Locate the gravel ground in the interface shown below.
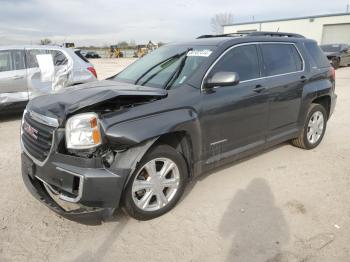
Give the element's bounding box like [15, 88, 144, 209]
[0, 59, 349, 262]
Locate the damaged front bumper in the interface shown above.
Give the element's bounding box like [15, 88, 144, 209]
[21, 150, 131, 218]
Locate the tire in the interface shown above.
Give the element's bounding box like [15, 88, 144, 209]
[122, 144, 188, 220]
[331, 57, 340, 69]
[291, 103, 328, 150]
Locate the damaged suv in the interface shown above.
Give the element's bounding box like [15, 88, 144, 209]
[21, 32, 337, 220]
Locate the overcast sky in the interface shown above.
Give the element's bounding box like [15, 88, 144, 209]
[0, 0, 349, 46]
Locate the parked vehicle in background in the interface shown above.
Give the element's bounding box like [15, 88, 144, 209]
[0, 45, 97, 113]
[320, 43, 350, 69]
[84, 51, 101, 59]
[21, 32, 337, 221]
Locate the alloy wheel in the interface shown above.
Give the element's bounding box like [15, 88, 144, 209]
[307, 111, 324, 144]
[132, 158, 180, 212]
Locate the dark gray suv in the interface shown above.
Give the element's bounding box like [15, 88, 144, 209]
[21, 32, 337, 220]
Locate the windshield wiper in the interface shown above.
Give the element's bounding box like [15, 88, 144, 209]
[163, 48, 192, 89]
[134, 50, 188, 85]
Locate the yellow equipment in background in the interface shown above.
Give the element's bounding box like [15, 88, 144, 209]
[134, 45, 149, 58]
[109, 45, 124, 58]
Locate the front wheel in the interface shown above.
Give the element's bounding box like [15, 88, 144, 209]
[122, 145, 188, 220]
[291, 103, 328, 149]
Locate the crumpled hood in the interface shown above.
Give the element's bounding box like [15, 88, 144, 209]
[27, 80, 167, 123]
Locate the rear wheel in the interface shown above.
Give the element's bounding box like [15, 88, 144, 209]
[123, 145, 188, 220]
[291, 103, 327, 149]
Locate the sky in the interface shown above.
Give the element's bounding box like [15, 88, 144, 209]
[0, 0, 349, 46]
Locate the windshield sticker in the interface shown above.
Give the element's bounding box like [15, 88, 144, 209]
[187, 50, 212, 57]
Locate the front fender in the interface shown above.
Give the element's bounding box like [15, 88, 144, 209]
[104, 108, 202, 161]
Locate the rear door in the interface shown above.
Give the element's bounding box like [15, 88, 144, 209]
[259, 43, 305, 141]
[0, 49, 28, 104]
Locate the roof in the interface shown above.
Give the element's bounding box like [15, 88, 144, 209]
[224, 12, 350, 27]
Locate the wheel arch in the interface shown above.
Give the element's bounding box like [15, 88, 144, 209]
[312, 95, 331, 119]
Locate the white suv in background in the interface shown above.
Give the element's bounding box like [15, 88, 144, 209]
[0, 45, 97, 113]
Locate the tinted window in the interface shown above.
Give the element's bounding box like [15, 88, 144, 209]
[304, 42, 330, 68]
[50, 50, 68, 66]
[261, 44, 302, 76]
[11, 50, 25, 70]
[211, 45, 260, 81]
[0, 51, 13, 72]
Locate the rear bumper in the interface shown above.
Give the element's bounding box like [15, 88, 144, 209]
[21, 151, 131, 217]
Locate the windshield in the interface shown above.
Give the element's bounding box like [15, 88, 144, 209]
[113, 45, 215, 89]
[320, 44, 341, 52]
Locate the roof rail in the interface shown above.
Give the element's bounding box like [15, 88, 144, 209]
[196, 33, 249, 39]
[197, 31, 305, 39]
[247, 31, 305, 38]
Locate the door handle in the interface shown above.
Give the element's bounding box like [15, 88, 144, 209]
[253, 85, 266, 93]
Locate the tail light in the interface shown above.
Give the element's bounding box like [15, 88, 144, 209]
[87, 67, 97, 78]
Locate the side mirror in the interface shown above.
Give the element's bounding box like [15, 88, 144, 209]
[204, 72, 240, 89]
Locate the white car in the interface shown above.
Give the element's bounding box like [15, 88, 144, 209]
[0, 45, 97, 113]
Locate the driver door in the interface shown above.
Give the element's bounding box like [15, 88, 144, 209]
[200, 44, 269, 164]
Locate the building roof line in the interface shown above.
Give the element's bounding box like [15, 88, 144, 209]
[223, 12, 350, 27]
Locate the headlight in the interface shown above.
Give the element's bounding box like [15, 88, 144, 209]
[66, 113, 102, 150]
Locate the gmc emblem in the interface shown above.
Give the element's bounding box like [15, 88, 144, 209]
[23, 121, 38, 140]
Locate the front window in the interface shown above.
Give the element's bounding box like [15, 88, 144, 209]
[113, 45, 215, 89]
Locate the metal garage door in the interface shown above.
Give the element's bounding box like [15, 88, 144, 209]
[321, 24, 350, 45]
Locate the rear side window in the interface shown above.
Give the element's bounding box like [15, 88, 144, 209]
[27, 49, 68, 68]
[49, 50, 68, 66]
[11, 50, 25, 70]
[0, 51, 13, 72]
[211, 44, 260, 81]
[304, 42, 330, 68]
[260, 44, 303, 76]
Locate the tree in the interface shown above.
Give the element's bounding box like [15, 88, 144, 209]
[211, 13, 233, 34]
[117, 41, 129, 49]
[40, 38, 52, 45]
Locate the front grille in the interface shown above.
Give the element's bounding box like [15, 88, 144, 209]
[22, 112, 56, 162]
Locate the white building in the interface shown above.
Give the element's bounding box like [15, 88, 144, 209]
[223, 13, 350, 44]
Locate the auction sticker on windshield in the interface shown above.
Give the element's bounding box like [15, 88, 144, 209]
[187, 50, 212, 57]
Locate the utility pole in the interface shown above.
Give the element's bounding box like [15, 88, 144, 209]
[347, 0, 350, 12]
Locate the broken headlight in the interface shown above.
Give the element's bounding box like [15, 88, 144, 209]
[66, 113, 102, 150]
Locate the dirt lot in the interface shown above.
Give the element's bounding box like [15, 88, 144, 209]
[1, 59, 350, 262]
